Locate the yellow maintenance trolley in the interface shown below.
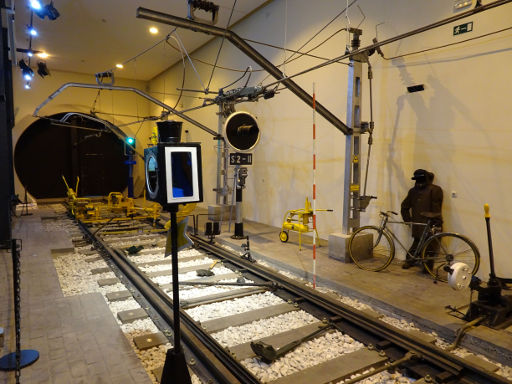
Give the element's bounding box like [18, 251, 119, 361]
[279, 197, 333, 250]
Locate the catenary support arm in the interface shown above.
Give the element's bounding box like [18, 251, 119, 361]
[33, 82, 218, 137]
[136, 7, 352, 136]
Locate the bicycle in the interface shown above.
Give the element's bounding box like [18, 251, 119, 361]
[347, 211, 480, 282]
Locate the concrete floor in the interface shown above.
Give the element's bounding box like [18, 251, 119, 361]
[213, 218, 512, 367]
[0, 207, 151, 384]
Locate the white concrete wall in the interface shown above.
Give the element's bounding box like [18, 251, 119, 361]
[128, 1, 512, 277]
[12, 69, 152, 198]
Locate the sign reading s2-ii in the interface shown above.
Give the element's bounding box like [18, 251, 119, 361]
[453, 21, 473, 36]
[230, 152, 253, 165]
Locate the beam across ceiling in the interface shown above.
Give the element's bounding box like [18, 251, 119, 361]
[136, 7, 352, 136]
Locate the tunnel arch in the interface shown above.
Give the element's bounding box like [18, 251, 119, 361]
[14, 112, 128, 199]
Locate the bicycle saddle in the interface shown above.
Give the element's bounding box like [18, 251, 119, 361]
[421, 211, 442, 219]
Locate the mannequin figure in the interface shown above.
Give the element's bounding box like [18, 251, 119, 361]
[400, 169, 443, 269]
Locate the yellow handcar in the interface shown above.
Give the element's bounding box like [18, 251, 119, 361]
[279, 197, 332, 250]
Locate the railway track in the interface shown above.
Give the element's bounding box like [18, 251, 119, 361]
[46, 207, 511, 384]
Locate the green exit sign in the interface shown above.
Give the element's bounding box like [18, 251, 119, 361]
[453, 21, 473, 36]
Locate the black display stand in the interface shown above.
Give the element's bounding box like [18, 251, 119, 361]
[0, 240, 39, 383]
[160, 206, 192, 384]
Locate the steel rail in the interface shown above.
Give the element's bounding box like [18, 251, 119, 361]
[191, 234, 510, 384]
[76, 214, 507, 384]
[136, 7, 352, 136]
[77, 221, 258, 384]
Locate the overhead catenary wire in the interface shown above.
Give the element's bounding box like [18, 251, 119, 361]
[382, 25, 512, 60]
[164, 33, 351, 74]
[206, 0, 238, 92]
[259, 0, 359, 84]
[262, 0, 512, 90]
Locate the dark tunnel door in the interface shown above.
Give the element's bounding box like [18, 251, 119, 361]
[14, 113, 128, 199]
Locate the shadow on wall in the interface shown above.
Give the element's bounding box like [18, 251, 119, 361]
[389, 57, 485, 232]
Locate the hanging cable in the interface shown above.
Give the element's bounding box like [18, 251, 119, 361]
[259, 0, 359, 84]
[166, 35, 187, 109]
[219, 66, 250, 91]
[165, 34, 350, 74]
[90, 89, 102, 113]
[206, 0, 237, 92]
[362, 60, 374, 197]
[282, 0, 288, 76]
[345, 0, 351, 52]
[171, 30, 207, 91]
[382, 25, 512, 60]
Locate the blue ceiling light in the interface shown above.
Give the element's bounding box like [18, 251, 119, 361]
[27, 25, 38, 36]
[33, 1, 60, 20]
[24, 82, 31, 90]
[19, 59, 34, 81]
[29, 0, 42, 10]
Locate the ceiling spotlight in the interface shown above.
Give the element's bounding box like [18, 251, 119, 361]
[37, 61, 50, 78]
[24, 81, 32, 90]
[19, 59, 34, 81]
[29, 0, 42, 10]
[149, 26, 159, 34]
[27, 25, 38, 36]
[37, 51, 48, 58]
[115, 63, 124, 69]
[27, 51, 34, 57]
[34, 1, 60, 20]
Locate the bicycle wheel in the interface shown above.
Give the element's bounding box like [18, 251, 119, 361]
[348, 226, 395, 272]
[421, 232, 480, 282]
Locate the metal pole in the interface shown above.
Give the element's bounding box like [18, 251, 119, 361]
[342, 59, 362, 234]
[33, 82, 218, 137]
[312, 84, 317, 289]
[160, 206, 192, 384]
[170, 209, 181, 351]
[216, 106, 223, 205]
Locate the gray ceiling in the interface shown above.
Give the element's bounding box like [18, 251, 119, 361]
[14, 0, 270, 81]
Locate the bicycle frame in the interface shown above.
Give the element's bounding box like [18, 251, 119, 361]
[377, 214, 434, 262]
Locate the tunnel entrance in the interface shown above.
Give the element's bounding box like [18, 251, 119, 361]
[14, 113, 128, 199]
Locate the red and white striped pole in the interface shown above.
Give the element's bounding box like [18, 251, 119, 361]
[312, 83, 317, 289]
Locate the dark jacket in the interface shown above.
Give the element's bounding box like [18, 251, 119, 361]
[400, 172, 443, 238]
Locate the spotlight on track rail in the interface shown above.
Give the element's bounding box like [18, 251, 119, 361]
[37, 61, 50, 78]
[19, 59, 34, 81]
[34, 1, 60, 20]
[24, 81, 31, 90]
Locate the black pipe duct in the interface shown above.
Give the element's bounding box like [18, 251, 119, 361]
[136, 7, 352, 136]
